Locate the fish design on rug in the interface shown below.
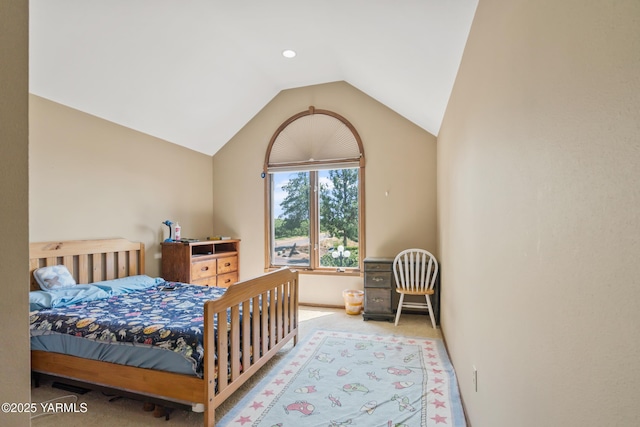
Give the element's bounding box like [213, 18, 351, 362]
[391, 394, 416, 412]
[392, 381, 414, 389]
[283, 400, 315, 416]
[360, 400, 378, 415]
[387, 366, 412, 376]
[295, 385, 317, 394]
[336, 367, 351, 376]
[342, 383, 369, 394]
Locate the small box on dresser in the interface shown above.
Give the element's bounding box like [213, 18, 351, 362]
[161, 239, 240, 288]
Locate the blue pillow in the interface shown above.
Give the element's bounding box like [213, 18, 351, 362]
[33, 265, 77, 290]
[29, 291, 52, 311]
[92, 275, 163, 296]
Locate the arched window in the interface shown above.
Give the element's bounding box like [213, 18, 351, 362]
[264, 106, 365, 272]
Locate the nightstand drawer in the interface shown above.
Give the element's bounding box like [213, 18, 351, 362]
[365, 288, 393, 314]
[364, 262, 392, 272]
[191, 258, 217, 280]
[217, 272, 238, 288]
[217, 256, 238, 274]
[365, 271, 392, 288]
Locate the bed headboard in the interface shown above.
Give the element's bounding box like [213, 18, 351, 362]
[29, 238, 145, 291]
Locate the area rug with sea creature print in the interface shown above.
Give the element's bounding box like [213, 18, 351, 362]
[218, 329, 466, 427]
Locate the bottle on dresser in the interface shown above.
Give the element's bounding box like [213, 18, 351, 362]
[174, 222, 181, 241]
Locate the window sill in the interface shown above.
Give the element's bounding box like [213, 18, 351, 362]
[266, 267, 361, 277]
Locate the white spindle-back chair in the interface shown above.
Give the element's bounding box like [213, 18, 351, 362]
[392, 248, 439, 328]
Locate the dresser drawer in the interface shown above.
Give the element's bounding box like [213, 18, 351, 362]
[217, 256, 238, 274]
[365, 271, 392, 288]
[191, 258, 217, 281]
[216, 272, 238, 288]
[192, 276, 217, 287]
[365, 288, 393, 314]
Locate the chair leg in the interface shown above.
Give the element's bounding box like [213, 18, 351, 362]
[395, 294, 405, 326]
[425, 295, 437, 329]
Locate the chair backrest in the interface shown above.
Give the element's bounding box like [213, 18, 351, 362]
[393, 249, 438, 293]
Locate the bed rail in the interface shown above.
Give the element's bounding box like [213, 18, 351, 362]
[203, 267, 298, 426]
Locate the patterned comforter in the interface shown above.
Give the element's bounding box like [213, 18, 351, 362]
[29, 282, 229, 377]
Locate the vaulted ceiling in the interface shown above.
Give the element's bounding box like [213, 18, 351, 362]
[29, 0, 478, 156]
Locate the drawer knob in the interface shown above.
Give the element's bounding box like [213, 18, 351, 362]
[224, 278, 231, 284]
[373, 298, 383, 303]
[224, 262, 231, 267]
[373, 277, 383, 282]
[201, 266, 209, 271]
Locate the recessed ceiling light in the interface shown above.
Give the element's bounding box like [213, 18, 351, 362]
[282, 49, 296, 58]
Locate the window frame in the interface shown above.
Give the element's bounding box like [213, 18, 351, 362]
[263, 107, 366, 274]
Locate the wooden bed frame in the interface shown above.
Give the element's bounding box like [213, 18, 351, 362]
[29, 238, 299, 426]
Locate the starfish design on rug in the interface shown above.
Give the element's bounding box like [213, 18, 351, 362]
[234, 415, 252, 425]
[433, 399, 447, 408]
[431, 414, 448, 424]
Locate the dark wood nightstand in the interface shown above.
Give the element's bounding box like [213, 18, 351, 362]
[363, 257, 395, 321]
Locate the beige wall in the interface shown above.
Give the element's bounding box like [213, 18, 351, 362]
[438, 1, 640, 426]
[29, 95, 215, 276]
[0, 0, 30, 425]
[212, 81, 437, 305]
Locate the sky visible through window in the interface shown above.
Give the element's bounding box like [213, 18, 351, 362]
[272, 170, 332, 219]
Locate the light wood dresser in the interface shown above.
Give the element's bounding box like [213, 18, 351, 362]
[161, 239, 240, 288]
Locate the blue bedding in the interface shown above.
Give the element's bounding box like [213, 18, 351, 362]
[30, 281, 228, 377]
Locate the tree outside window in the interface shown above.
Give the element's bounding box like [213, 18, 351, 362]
[271, 168, 359, 269]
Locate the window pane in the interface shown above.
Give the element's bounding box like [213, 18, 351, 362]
[318, 169, 359, 268]
[271, 171, 310, 267]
